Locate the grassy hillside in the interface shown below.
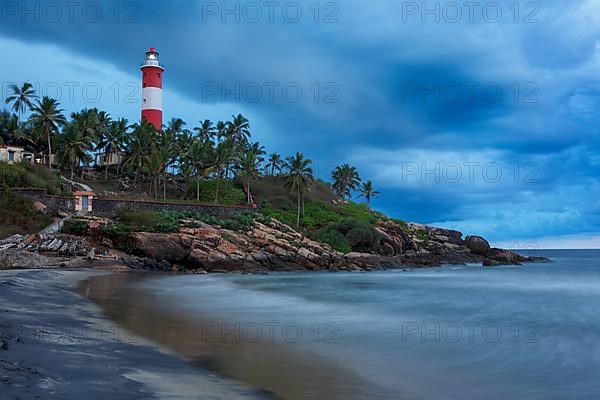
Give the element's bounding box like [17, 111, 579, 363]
[251, 176, 337, 210]
[0, 192, 54, 238]
[0, 161, 66, 195]
[0, 162, 407, 255]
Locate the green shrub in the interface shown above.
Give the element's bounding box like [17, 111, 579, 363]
[336, 202, 380, 224]
[196, 179, 246, 205]
[313, 228, 352, 253]
[313, 218, 381, 253]
[0, 161, 64, 195]
[61, 219, 88, 235]
[102, 223, 134, 237]
[114, 209, 180, 233]
[416, 230, 430, 247]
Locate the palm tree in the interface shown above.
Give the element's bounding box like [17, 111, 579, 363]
[186, 137, 215, 202]
[57, 124, 93, 180]
[97, 118, 128, 180]
[167, 117, 186, 136]
[358, 180, 380, 206]
[125, 121, 156, 186]
[194, 119, 216, 142]
[265, 153, 283, 176]
[213, 140, 234, 203]
[5, 82, 37, 126]
[0, 110, 19, 145]
[215, 120, 227, 142]
[284, 153, 314, 227]
[332, 164, 361, 200]
[227, 114, 251, 144]
[29, 97, 66, 167]
[237, 148, 262, 205]
[143, 146, 169, 199]
[157, 129, 179, 199]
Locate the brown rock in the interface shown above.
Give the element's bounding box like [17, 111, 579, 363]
[465, 236, 491, 256]
[33, 201, 47, 213]
[129, 232, 189, 263]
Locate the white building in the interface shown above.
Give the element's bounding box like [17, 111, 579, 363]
[0, 145, 33, 163]
[95, 152, 124, 167]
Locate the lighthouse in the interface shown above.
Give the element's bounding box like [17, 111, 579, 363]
[140, 48, 164, 130]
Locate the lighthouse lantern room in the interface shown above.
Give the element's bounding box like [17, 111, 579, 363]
[141, 48, 164, 130]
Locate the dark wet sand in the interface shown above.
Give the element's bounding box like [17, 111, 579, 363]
[79, 273, 393, 400]
[0, 270, 265, 399]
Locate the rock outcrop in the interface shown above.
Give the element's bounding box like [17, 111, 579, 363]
[121, 218, 549, 272]
[0, 214, 550, 272]
[465, 236, 491, 256]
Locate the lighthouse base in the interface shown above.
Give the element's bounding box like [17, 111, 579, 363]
[142, 109, 162, 130]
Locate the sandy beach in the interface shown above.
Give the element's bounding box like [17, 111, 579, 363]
[0, 269, 264, 399]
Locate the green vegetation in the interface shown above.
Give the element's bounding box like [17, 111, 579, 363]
[262, 201, 381, 230]
[0, 192, 53, 238]
[194, 180, 246, 205]
[314, 218, 382, 253]
[61, 218, 88, 236]
[101, 209, 271, 245]
[260, 200, 392, 253]
[0, 81, 405, 253]
[0, 161, 65, 195]
[415, 229, 430, 247]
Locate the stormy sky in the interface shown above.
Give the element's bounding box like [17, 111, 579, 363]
[1, 0, 599, 248]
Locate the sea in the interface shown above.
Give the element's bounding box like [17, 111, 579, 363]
[83, 250, 600, 399]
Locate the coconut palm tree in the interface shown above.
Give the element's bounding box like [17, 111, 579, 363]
[157, 129, 179, 199]
[167, 117, 186, 136]
[5, 82, 37, 126]
[29, 97, 66, 167]
[0, 110, 19, 145]
[215, 120, 227, 142]
[97, 118, 128, 180]
[96, 110, 112, 141]
[213, 140, 234, 203]
[358, 180, 380, 206]
[227, 114, 251, 145]
[57, 124, 93, 180]
[237, 148, 262, 205]
[265, 153, 283, 176]
[125, 121, 156, 186]
[186, 137, 215, 202]
[284, 152, 314, 227]
[332, 164, 361, 200]
[194, 119, 216, 142]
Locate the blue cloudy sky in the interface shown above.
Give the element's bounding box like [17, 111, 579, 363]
[1, 0, 600, 248]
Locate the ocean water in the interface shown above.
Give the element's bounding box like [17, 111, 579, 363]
[86, 250, 600, 399]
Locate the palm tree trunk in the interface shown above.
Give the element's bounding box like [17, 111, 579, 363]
[134, 161, 140, 186]
[215, 172, 221, 204]
[197, 178, 200, 202]
[46, 125, 52, 168]
[104, 158, 109, 181]
[296, 186, 301, 228]
[301, 193, 305, 217]
[163, 173, 166, 200]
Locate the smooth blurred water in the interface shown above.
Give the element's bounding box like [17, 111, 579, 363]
[133, 250, 600, 399]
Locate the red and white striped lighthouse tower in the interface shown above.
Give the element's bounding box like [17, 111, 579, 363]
[140, 48, 164, 130]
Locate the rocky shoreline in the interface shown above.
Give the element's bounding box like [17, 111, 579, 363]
[0, 216, 549, 272]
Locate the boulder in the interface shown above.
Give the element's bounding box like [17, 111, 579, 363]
[0, 250, 59, 269]
[488, 248, 523, 265]
[33, 201, 48, 213]
[129, 232, 189, 263]
[465, 236, 490, 256]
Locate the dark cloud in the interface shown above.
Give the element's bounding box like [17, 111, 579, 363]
[2, 0, 600, 242]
